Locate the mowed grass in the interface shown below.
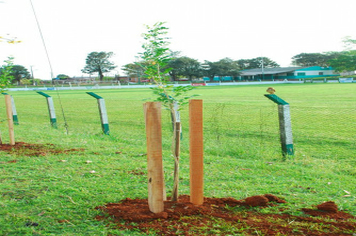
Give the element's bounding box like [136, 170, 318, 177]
[0, 83, 355, 235]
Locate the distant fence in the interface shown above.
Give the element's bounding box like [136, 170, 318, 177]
[8, 80, 304, 92]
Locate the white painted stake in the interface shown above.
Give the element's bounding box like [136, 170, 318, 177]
[278, 104, 294, 156]
[47, 97, 57, 128]
[10, 96, 19, 125]
[97, 98, 109, 134]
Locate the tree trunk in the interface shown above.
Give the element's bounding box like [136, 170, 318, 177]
[170, 104, 181, 202]
[98, 69, 104, 81]
[171, 120, 180, 201]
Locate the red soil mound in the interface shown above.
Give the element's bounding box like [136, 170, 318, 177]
[96, 195, 356, 235]
[317, 201, 338, 213]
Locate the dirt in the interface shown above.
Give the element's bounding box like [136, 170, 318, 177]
[0, 142, 84, 157]
[96, 194, 356, 235]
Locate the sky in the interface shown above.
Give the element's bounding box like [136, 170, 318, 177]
[1, 0, 356, 80]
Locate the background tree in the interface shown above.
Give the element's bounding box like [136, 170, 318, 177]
[291, 52, 341, 67]
[168, 56, 203, 81]
[56, 74, 70, 80]
[342, 36, 356, 50]
[328, 51, 356, 72]
[214, 57, 240, 77]
[81, 51, 117, 81]
[328, 37, 356, 72]
[203, 58, 240, 81]
[0, 57, 14, 92]
[6, 65, 30, 84]
[236, 59, 251, 70]
[202, 60, 221, 81]
[237, 57, 279, 70]
[122, 62, 146, 81]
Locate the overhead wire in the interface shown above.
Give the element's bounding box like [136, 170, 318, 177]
[29, 0, 69, 134]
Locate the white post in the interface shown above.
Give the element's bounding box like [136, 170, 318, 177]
[47, 97, 57, 128]
[10, 96, 19, 125]
[278, 104, 294, 156]
[97, 98, 109, 134]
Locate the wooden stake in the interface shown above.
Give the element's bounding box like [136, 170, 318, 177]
[189, 99, 204, 205]
[5, 95, 15, 145]
[144, 102, 164, 213]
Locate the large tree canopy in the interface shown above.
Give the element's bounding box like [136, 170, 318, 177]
[81, 51, 116, 81]
[291, 52, 341, 67]
[56, 74, 70, 80]
[168, 56, 202, 81]
[236, 57, 279, 70]
[11, 65, 31, 83]
[0, 64, 30, 84]
[328, 50, 356, 72]
[121, 62, 147, 82]
[203, 58, 240, 81]
[328, 37, 356, 72]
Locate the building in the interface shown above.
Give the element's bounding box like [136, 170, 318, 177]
[240, 66, 339, 81]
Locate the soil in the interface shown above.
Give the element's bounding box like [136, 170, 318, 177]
[0, 142, 84, 158]
[96, 195, 356, 235]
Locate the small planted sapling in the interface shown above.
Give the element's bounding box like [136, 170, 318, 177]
[139, 22, 197, 201]
[0, 57, 15, 144]
[0, 57, 14, 92]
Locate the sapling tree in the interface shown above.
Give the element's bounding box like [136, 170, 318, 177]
[0, 57, 15, 144]
[0, 57, 14, 92]
[139, 22, 196, 201]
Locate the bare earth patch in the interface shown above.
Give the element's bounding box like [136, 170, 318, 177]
[96, 195, 356, 235]
[0, 142, 84, 157]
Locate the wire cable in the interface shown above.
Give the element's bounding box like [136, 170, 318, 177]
[29, 0, 53, 79]
[29, 0, 69, 134]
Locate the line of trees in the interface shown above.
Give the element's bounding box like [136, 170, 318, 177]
[120, 37, 356, 82]
[2, 37, 356, 83]
[122, 55, 280, 82]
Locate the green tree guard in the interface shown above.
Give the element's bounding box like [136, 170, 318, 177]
[264, 94, 294, 157]
[37, 91, 57, 128]
[86, 92, 110, 135]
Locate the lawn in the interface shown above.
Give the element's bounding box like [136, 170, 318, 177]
[0, 83, 355, 235]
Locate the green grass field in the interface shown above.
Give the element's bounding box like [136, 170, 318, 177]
[0, 83, 355, 235]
